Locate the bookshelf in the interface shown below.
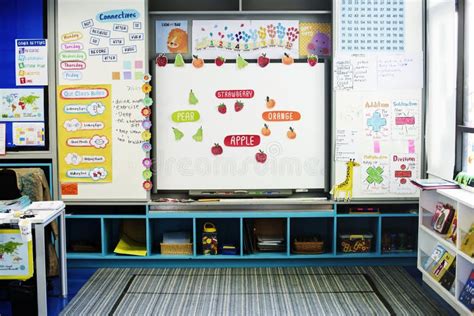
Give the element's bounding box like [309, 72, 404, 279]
[418, 189, 474, 315]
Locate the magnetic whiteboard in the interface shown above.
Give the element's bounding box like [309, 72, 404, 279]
[57, 0, 148, 201]
[154, 61, 326, 190]
[332, 0, 424, 199]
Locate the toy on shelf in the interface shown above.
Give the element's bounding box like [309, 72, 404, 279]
[202, 222, 218, 255]
[331, 159, 360, 201]
[339, 233, 373, 253]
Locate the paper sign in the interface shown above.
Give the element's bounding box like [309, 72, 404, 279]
[338, 0, 405, 53]
[335, 129, 357, 161]
[15, 39, 48, 86]
[0, 229, 34, 281]
[192, 20, 299, 59]
[333, 56, 377, 91]
[12, 122, 45, 146]
[0, 89, 44, 122]
[155, 20, 188, 54]
[57, 85, 113, 183]
[0, 124, 5, 155]
[377, 54, 424, 90]
[361, 155, 390, 194]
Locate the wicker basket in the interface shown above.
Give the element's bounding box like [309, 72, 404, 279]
[160, 243, 193, 255]
[293, 238, 324, 254]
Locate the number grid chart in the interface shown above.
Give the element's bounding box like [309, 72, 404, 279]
[339, 0, 405, 52]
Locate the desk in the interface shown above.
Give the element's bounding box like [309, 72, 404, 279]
[4, 207, 67, 316]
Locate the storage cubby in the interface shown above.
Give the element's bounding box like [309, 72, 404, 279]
[195, 218, 240, 256]
[149, 218, 194, 256]
[337, 203, 418, 215]
[290, 217, 333, 255]
[337, 217, 378, 254]
[381, 217, 417, 255]
[103, 218, 147, 256]
[243, 218, 287, 257]
[242, 0, 331, 11]
[66, 205, 147, 216]
[66, 218, 102, 255]
[149, 0, 239, 12]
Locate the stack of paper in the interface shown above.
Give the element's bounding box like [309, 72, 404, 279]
[28, 201, 65, 211]
[0, 196, 31, 212]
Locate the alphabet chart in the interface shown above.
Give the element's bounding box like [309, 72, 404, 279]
[338, 0, 405, 52]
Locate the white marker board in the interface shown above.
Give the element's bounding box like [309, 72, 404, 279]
[57, 0, 148, 201]
[332, 0, 424, 199]
[154, 61, 326, 190]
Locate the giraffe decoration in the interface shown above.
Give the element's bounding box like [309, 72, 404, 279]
[330, 159, 360, 201]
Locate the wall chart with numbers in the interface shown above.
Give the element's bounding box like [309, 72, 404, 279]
[57, 0, 148, 200]
[338, 0, 406, 53]
[333, 0, 424, 199]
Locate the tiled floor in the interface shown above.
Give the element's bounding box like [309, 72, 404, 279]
[0, 267, 459, 316]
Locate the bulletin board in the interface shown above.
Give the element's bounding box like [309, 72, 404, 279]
[154, 61, 327, 190]
[57, 0, 148, 200]
[0, 0, 48, 151]
[332, 0, 424, 199]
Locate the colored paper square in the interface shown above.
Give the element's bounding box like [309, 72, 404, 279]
[123, 71, 132, 80]
[135, 60, 143, 69]
[123, 61, 132, 69]
[112, 72, 120, 80]
[134, 71, 144, 80]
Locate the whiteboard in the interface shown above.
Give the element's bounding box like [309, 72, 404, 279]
[154, 61, 326, 190]
[425, 0, 457, 181]
[57, 0, 148, 201]
[332, 0, 424, 199]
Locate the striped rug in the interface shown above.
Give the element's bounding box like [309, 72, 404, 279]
[61, 267, 450, 316]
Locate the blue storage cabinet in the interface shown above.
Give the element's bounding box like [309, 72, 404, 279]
[64, 202, 418, 266]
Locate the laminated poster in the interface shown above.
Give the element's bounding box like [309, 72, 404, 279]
[57, 85, 113, 183]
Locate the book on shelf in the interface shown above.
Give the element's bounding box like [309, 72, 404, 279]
[430, 252, 455, 282]
[410, 178, 459, 190]
[459, 270, 474, 311]
[422, 244, 446, 271]
[439, 259, 456, 292]
[460, 224, 474, 257]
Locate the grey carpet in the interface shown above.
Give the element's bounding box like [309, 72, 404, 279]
[60, 267, 451, 316]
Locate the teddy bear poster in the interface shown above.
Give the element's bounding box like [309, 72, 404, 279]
[156, 20, 189, 54]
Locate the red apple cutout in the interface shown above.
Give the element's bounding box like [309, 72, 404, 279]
[258, 53, 270, 68]
[212, 143, 223, 156]
[256, 150, 267, 163]
[156, 54, 167, 67]
[215, 56, 225, 66]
